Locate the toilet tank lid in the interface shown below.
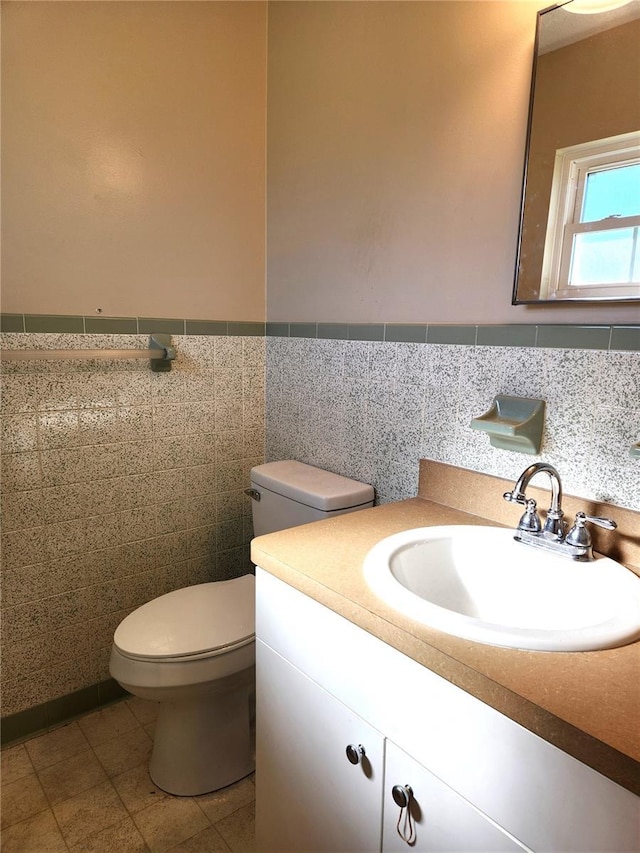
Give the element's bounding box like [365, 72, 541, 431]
[250, 461, 374, 511]
[113, 575, 255, 660]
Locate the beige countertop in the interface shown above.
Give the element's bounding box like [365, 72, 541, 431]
[251, 462, 640, 796]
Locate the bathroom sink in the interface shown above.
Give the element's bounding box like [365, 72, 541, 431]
[363, 525, 640, 651]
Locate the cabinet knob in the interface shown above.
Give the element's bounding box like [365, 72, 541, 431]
[392, 784, 416, 845]
[345, 744, 366, 765]
[392, 784, 413, 808]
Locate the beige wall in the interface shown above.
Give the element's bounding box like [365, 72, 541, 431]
[4, 1, 638, 325]
[1, 1, 267, 321]
[266, 0, 639, 324]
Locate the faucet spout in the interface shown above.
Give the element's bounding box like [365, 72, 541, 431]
[512, 462, 563, 516]
[504, 462, 565, 538]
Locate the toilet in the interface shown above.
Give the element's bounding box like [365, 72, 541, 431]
[109, 460, 374, 796]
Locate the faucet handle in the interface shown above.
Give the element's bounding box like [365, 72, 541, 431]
[517, 498, 542, 533]
[566, 511, 617, 547]
[582, 514, 617, 530]
[503, 491, 542, 532]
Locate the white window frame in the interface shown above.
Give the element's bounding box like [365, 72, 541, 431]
[540, 131, 640, 301]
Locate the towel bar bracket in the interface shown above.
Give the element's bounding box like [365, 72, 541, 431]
[149, 334, 176, 371]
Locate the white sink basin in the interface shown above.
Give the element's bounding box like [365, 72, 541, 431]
[363, 526, 640, 651]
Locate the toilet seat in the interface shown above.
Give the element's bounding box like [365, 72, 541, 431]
[114, 575, 255, 663]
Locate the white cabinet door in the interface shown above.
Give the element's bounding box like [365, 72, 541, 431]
[256, 639, 385, 853]
[382, 740, 530, 853]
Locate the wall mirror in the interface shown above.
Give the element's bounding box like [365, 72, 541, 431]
[513, 0, 640, 304]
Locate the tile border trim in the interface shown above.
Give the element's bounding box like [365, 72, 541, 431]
[267, 322, 639, 351]
[0, 314, 267, 337]
[1, 314, 638, 350]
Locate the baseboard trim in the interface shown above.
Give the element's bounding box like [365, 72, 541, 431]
[1, 678, 130, 746]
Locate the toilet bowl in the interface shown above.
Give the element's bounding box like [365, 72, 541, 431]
[109, 576, 255, 796]
[110, 460, 373, 796]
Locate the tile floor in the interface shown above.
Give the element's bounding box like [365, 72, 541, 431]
[1, 697, 255, 853]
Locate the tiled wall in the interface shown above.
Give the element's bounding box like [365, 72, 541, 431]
[0, 333, 265, 723]
[266, 336, 640, 511]
[2, 321, 639, 731]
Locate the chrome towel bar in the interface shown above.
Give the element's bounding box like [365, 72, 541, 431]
[0, 334, 176, 371]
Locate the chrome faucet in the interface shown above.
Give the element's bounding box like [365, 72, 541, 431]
[503, 463, 616, 560]
[503, 462, 565, 537]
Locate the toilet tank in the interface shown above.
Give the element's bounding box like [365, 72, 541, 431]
[248, 460, 374, 536]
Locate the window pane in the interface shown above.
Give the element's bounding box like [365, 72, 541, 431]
[582, 163, 640, 222]
[569, 228, 637, 286]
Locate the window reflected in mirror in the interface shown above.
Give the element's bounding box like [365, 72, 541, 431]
[540, 131, 640, 300]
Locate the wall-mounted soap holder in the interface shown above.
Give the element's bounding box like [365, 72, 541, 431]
[471, 395, 545, 455]
[630, 441, 640, 459]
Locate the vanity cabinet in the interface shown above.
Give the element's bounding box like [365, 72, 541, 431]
[256, 568, 639, 853]
[258, 638, 527, 853]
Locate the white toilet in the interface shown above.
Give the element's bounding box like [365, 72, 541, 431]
[109, 460, 374, 796]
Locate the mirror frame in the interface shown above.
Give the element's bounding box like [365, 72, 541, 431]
[512, 1, 640, 305]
